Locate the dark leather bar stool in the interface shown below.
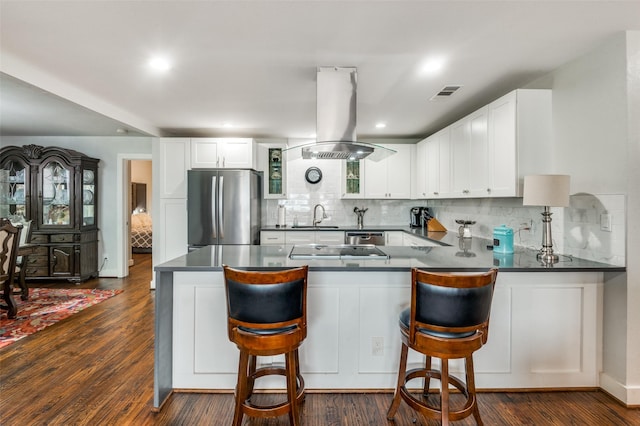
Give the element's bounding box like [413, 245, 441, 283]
[223, 265, 309, 426]
[387, 268, 498, 426]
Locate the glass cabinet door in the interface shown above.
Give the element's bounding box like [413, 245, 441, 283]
[82, 168, 96, 226]
[41, 160, 71, 226]
[266, 147, 286, 198]
[342, 160, 363, 198]
[0, 159, 28, 220]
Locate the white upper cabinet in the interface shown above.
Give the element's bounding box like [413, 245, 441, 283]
[413, 139, 428, 198]
[432, 88, 550, 199]
[414, 127, 451, 199]
[156, 138, 190, 198]
[364, 144, 412, 199]
[487, 89, 552, 197]
[451, 106, 489, 198]
[191, 138, 255, 169]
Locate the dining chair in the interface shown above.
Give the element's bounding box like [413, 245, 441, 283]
[0, 219, 23, 319]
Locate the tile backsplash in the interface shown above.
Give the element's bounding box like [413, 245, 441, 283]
[261, 156, 625, 266]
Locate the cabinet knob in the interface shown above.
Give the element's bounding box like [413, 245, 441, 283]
[487, 188, 491, 193]
[433, 192, 439, 195]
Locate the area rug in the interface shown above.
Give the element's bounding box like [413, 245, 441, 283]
[0, 288, 123, 349]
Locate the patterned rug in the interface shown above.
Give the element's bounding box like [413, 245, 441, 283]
[0, 287, 123, 349]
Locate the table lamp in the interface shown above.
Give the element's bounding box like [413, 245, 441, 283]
[522, 175, 570, 264]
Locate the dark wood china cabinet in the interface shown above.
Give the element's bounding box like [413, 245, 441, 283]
[0, 145, 99, 282]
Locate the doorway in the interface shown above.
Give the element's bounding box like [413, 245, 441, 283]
[117, 154, 152, 278]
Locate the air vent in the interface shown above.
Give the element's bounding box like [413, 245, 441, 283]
[430, 85, 463, 100]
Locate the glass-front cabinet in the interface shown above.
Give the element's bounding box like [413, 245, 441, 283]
[40, 158, 72, 227]
[0, 157, 28, 220]
[0, 144, 99, 282]
[259, 143, 287, 199]
[341, 159, 364, 198]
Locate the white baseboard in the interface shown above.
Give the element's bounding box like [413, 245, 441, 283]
[99, 267, 119, 278]
[600, 372, 640, 405]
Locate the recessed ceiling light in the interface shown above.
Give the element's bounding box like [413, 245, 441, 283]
[375, 122, 386, 129]
[148, 56, 171, 72]
[421, 58, 445, 75]
[222, 122, 233, 128]
[309, 132, 317, 138]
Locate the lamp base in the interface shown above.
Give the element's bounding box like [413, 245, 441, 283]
[537, 251, 559, 264]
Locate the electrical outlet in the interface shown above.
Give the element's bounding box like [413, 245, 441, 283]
[372, 336, 384, 356]
[600, 213, 612, 232]
[104, 254, 109, 261]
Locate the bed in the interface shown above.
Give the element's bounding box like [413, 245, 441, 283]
[131, 212, 152, 253]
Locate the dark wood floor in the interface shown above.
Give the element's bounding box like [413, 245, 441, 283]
[1, 253, 639, 425]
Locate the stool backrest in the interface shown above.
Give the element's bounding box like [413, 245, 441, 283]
[223, 265, 308, 333]
[410, 268, 498, 343]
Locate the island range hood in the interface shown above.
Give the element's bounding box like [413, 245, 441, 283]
[285, 67, 395, 161]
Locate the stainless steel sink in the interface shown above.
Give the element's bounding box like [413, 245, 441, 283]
[291, 225, 340, 229]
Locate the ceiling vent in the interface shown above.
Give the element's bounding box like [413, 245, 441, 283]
[430, 85, 463, 101]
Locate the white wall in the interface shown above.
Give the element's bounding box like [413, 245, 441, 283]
[1, 136, 153, 277]
[525, 31, 639, 404]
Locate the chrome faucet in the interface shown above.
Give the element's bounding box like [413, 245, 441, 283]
[354, 206, 368, 229]
[313, 204, 327, 226]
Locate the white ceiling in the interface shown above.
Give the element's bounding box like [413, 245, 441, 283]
[1, 1, 639, 139]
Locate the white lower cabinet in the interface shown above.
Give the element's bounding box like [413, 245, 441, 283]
[260, 230, 345, 245]
[403, 233, 441, 247]
[172, 271, 603, 390]
[260, 231, 285, 245]
[385, 231, 404, 246]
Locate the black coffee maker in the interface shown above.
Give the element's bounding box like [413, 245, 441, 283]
[410, 207, 432, 228]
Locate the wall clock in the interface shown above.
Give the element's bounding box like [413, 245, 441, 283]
[305, 167, 322, 184]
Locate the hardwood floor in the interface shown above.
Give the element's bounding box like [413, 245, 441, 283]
[1, 253, 638, 425]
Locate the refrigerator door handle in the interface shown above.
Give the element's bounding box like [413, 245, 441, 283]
[211, 176, 217, 238]
[219, 176, 224, 239]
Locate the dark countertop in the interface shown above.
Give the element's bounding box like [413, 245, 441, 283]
[156, 233, 624, 273]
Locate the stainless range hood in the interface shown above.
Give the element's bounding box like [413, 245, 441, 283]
[285, 67, 395, 161]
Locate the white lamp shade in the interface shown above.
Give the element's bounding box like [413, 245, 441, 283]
[522, 175, 570, 207]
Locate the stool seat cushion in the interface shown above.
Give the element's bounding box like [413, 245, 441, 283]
[399, 308, 475, 339]
[238, 325, 297, 335]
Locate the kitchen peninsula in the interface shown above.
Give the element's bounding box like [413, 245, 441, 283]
[153, 231, 624, 409]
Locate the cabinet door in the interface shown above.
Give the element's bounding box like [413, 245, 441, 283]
[220, 138, 254, 168]
[50, 245, 75, 277]
[157, 138, 189, 198]
[488, 91, 518, 197]
[426, 137, 440, 197]
[467, 107, 489, 197]
[156, 199, 188, 265]
[285, 231, 315, 245]
[191, 138, 220, 168]
[386, 145, 412, 199]
[386, 231, 404, 246]
[260, 231, 285, 245]
[259, 144, 286, 199]
[437, 129, 452, 197]
[450, 118, 469, 197]
[0, 156, 29, 220]
[342, 160, 364, 198]
[413, 139, 428, 199]
[363, 156, 388, 199]
[39, 157, 73, 228]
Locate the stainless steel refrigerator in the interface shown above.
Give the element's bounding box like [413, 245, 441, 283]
[187, 169, 262, 247]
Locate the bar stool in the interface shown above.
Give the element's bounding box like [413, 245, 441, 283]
[387, 268, 498, 425]
[223, 265, 309, 426]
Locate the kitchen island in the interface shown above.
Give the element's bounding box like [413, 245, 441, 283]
[153, 234, 624, 409]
